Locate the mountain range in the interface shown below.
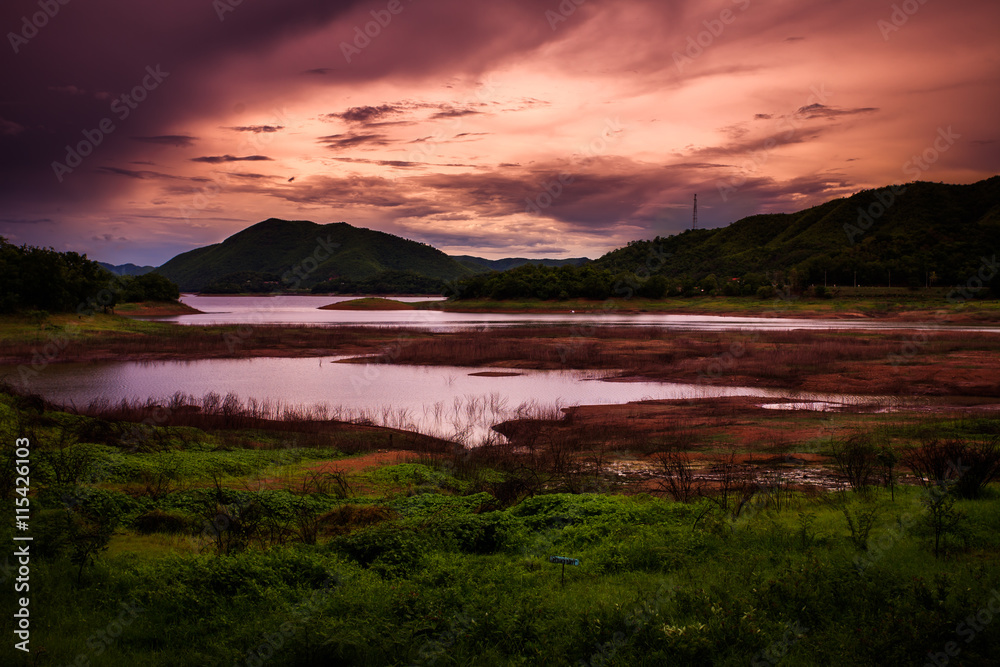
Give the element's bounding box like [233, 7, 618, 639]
[452, 256, 590, 272]
[150, 176, 999, 292]
[155, 218, 596, 291]
[156, 219, 475, 291]
[98, 262, 156, 276]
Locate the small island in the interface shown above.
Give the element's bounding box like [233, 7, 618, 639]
[319, 297, 417, 310]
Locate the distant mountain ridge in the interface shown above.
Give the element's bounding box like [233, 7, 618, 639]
[98, 262, 155, 276]
[452, 256, 591, 272]
[155, 219, 476, 291]
[152, 176, 999, 294]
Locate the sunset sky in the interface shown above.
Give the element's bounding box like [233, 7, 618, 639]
[1, 0, 997, 266]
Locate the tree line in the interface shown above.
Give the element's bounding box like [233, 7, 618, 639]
[450, 263, 786, 301]
[310, 270, 446, 295]
[0, 237, 179, 313]
[451, 240, 1000, 302]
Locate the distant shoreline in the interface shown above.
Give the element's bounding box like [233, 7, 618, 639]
[115, 300, 203, 317]
[171, 292, 1000, 322]
[414, 297, 1000, 322]
[186, 292, 445, 298]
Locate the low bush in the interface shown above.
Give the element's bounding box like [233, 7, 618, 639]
[332, 524, 428, 576]
[318, 504, 397, 536]
[134, 509, 193, 535]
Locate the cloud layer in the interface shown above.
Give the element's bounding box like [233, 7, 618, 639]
[1, 0, 997, 264]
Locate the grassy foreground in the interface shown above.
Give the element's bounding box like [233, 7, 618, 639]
[3, 389, 1000, 666]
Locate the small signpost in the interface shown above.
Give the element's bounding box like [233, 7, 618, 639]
[549, 556, 580, 585]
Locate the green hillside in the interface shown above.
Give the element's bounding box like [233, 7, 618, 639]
[155, 219, 474, 291]
[593, 177, 1000, 287]
[452, 177, 999, 301]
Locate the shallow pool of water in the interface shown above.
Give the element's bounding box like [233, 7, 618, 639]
[7, 357, 885, 444]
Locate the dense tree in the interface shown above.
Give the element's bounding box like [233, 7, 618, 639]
[310, 270, 446, 295]
[123, 272, 181, 302]
[0, 237, 180, 313]
[202, 271, 282, 294]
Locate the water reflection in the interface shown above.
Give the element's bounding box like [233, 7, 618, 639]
[8, 357, 889, 444]
[151, 294, 1000, 333]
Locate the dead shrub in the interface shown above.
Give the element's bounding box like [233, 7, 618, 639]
[654, 447, 701, 502]
[903, 438, 1000, 499]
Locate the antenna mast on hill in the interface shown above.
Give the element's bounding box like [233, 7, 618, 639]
[692, 194, 698, 230]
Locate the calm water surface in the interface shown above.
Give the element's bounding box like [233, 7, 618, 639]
[157, 295, 1000, 333]
[9, 357, 888, 443]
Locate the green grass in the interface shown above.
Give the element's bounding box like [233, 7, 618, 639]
[5, 390, 1000, 665]
[0, 311, 175, 342]
[13, 486, 1000, 666]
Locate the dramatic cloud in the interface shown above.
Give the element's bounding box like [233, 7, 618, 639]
[0, 0, 997, 265]
[226, 125, 285, 133]
[190, 155, 274, 163]
[430, 108, 483, 119]
[132, 135, 199, 147]
[318, 133, 390, 149]
[795, 104, 880, 120]
[329, 105, 401, 123]
[97, 166, 208, 182]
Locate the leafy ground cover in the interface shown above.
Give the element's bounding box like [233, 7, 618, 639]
[2, 388, 999, 666]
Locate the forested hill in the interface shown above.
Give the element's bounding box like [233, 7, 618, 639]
[155, 219, 475, 291]
[593, 177, 1000, 287]
[452, 177, 999, 300]
[156, 178, 998, 295]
